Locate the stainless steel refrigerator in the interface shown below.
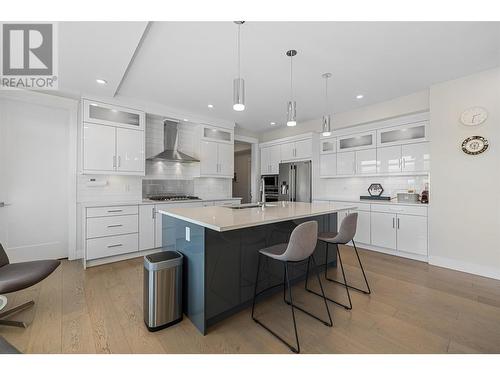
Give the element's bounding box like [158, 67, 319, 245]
[278, 161, 312, 202]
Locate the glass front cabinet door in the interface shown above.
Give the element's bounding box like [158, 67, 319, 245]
[376, 121, 427, 147]
[337, 131, 375, 152]
[83, 100, 145, 130]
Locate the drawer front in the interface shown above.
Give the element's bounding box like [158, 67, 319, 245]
[332, 201, 371, 212]
[87, 205, 139, 218]
[86, 233, 138, 260]
[371, 203, 427, 216]
[87, 215, 138, 239]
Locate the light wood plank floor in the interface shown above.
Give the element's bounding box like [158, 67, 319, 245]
[2, 247, 500, 353]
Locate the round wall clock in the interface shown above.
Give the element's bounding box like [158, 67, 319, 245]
[460, 107, 488, 126]
[461, 136, 489, 155]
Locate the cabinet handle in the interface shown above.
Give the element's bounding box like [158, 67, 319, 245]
[152, 207, 156, 219]
[112, 156, 116, 168]
[117, 156, 121, 168]
[392, 217, 395, 228]
[107, 243, 123, 248]
[107, 224, 123, 228]
[397, 218, 400, 229]
[107, 209, 123, 213]
[402, 158, 406, 170]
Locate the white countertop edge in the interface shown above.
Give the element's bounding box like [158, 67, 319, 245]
[314, 197, 429, 207]
[158, 205, 356, 232]
[78, 197, 242, 208]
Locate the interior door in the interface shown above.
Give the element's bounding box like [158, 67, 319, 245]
[0, 98, 71, 261]
[116, 127, 144, 173]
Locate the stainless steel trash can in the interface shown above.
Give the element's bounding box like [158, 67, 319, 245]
[144, 250, 183, 331]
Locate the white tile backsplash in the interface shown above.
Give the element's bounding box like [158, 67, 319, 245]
[315, 175, 429, 201]
[194, 178, 232, 199]
[77, 174, 142, 203]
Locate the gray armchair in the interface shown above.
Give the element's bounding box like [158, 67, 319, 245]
[0, 243, 60, 328]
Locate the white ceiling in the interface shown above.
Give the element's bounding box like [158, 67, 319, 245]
[58, 22, 500, 133]
[58, 22, 148, 97]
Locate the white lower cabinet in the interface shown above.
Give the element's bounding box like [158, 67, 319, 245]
[396, 214, 428, 255]
[370, 212, 397, 249]
[330, 200, 428, 259]
[87, 233, 138, 260]
[139, 205, 155, 251]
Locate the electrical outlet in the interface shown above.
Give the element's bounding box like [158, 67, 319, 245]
[185, 227, 191, 242]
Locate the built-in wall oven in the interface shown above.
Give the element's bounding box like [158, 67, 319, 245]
[260, 175, 279, 202]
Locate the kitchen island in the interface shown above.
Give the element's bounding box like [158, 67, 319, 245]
[159, 201, 356, 334]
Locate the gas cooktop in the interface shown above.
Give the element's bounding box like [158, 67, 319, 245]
[146, 195, 201, 202]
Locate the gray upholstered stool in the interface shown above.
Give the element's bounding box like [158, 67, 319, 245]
[0, 243, 60, 328]
[305, 212, 371, 310]
[251, 221, 332, 353]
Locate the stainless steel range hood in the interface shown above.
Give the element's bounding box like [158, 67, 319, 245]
[147, 119, 199, 163]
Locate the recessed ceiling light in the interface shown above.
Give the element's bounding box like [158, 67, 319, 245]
[207, 104, 214, 108]
[356, 94, 364, 99]
[270, 122, 276, 126]
[183, 119, 189, 122]
[96, 79, 107, 85]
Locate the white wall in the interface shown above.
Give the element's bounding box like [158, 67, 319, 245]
[260, 90, 429, 142]
[428, 67, 500, 279]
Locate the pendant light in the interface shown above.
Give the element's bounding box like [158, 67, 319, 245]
[321, 73, 332, 136]
[286, 49, 297, 126]
[233, 21, 245, 111]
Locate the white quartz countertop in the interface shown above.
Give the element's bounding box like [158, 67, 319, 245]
[315, 197, 429, 207]
[79, 197, 241, 208]
[159, 201, 356, 232]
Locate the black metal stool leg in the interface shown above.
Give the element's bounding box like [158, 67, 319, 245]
[251, 254, 262, 319]
[352, 240, 371, 294]
[311, 255, 333, 327]
[285, 262, 300, 353]
[333, 244, 353, 310]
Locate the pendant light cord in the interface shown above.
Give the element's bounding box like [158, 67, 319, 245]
[290, 54, 293, 100]
[325, 76, 328, 113]
[237, 24, 241, 79]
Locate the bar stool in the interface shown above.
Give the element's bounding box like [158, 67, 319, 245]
[251, 221, 332, 353]
[305, 212, 371, 310]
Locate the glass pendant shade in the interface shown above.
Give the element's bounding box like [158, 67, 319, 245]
[322, 114, 332, 136]
[287, 100, 297, 126]
[233, 78, 245, 111]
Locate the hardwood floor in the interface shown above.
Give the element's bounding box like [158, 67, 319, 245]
[2, 247, 500, 353]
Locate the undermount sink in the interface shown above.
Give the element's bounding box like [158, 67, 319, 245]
[227, 203, 277, 209]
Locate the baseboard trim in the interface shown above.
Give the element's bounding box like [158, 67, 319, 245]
[351, 243, 428, 262]
[428, 256, 500, 281]
[84, 248, 159, 269]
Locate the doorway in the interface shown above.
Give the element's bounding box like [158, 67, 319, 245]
[233, 141, 252, 203]
[0, 93, 77, 262]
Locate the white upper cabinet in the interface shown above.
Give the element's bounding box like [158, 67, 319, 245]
[218, 142, 234, 177]
[81, 100, 145, 176]
[376, 121, 427, 147]
[337, 131, 376, 152]
[199, 125, 235, 178]
[201, 124, 233, 144]
[83, 100, 145, 130]
[116, 128, 145, 173]
[83, 123, 116, 172]
[377, 145, 402, 174]
[200, 140, 219, 176]
[200, 140, 234, 178]
[260, 144, 281, 175]
[280, 142, 295, 161]
[320, 153, 337, 177]
[337, 151, 356, 176]
[294, 139, 312, 159]
[280, 138, 312, 161]
[401, 142, 430, 172]
[320, 137, 336, 154]
[356, 149, 377, 174]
